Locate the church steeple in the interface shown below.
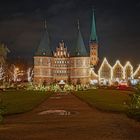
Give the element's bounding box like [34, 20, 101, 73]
[89, 10, 99, 66]
[35, 20, 52, 56]
[44, 19, 47, 30]
[74, 20, 88, 57]
[90, 9, 98, 43]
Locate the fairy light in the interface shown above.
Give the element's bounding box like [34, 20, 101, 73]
[98, 57, 113, 82]
[98, 58, 136, 84]
[133, 64, 140, 79]
[89, 68, 98, 78]
[112, 60, 124, 80]
[123, 61, 133, 79]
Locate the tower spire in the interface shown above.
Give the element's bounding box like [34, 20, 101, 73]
[44, 19, 47, 30]
[77, 19, 80, 30]
[90, 9, 98, 43]
[89, 9, 99, 66]
[73, 20, 88, 57]
[36, 20, 52, 56]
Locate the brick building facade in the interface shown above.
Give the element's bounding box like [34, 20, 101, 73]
[33, 11, 98, 85]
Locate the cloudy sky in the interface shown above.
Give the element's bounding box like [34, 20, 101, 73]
[0, 0, 140, 65]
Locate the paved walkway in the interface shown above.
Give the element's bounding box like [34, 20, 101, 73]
[0, 93, 140, 140]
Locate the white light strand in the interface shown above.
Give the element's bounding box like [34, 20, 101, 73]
[89, 68, 98, 78]
[112, 60, 124, 79]
[123, 61, 133, 79]
[98, 57, 113, 82]
[98, 58, 135, 84]
[133, 64, 140, 78]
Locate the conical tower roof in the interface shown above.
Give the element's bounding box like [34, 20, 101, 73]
[73, 21, 88, 57]
[35, 22, 52, 56]
[90, 9, 98, 43]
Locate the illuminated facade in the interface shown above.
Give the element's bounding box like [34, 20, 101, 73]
[112, 60, 124, 82]
[53, 41, 70, 82]
[34, 11, 97, 85]
[98, 58, 112, 85]
[98, 58, 140, 85]
[124, 62, 133, 80]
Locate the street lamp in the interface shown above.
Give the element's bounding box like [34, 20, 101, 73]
[58, 80, 65, 90]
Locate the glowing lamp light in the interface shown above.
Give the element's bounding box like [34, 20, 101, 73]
[90, 79, 98, 85]
[130, 79, 138, 86]
[15, 67, 19, 71]
[58, 80, 65, 90]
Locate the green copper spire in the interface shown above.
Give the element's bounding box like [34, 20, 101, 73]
[74, 20, 88, 57]
[90, 9, 98, 43]
[35, 21, 52, 56]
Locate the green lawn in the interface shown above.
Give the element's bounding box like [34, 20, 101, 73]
[74, 89, 133, 112]
[0, 90, 52, 115]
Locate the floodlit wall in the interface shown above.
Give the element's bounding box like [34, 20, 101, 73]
[33, 55, 140, 85]
[33, 56, 53, 84]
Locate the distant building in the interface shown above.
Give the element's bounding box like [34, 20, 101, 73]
[98, 58, 140, 85]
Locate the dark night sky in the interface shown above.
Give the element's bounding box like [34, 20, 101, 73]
[0, 0, 140, 66]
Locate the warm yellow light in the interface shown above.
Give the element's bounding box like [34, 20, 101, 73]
[124, 61, 133, 79]
[133, 64, 140, 78]
[112, 60, 124, 79]
[98, 57, 112, 83]
[15, 67, 19, 71]
[89, 68, 98, 77]
[98, 58, 135, 84]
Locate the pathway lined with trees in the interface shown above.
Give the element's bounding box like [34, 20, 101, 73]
[0, 93, 140, 140]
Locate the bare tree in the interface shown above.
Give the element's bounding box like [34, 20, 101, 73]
[0, 43, 10, 65]
[0, 65, 4, 81]
[27, 67, 33, 83]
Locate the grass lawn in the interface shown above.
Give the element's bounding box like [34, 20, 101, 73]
[74, 89, 133, 112]
[0, 90, 52, 115]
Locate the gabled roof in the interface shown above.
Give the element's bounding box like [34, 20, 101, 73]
[90, 10, 98, 43]
[73, 22, 88, 57]
[35, 27, 52, 57]
[133, 64, 140, 78]
[98, 57, 112, 72]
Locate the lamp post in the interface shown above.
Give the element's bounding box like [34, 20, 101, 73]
[58, 80, 65, 91]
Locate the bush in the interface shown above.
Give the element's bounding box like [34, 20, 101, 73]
[0, 100, 5, 124]
[26, 83, 62, 92]
[26, 83, 89, 92]
[127, 83, 140, 121]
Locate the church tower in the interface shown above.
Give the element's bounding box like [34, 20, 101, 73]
[89, 10, 99, 67]
[33, 21, 53, 84]
[70, 21, 90, 84]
